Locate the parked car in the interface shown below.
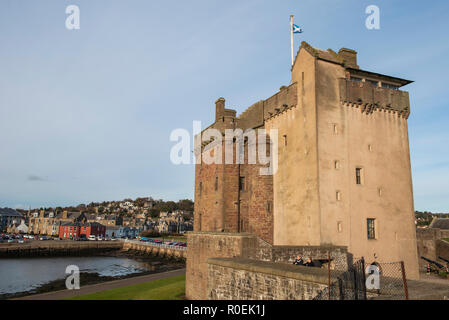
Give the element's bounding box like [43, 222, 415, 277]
[7, 238, 14, 243]
[18, 238, 24, 244]
[88, 235, 96, 241]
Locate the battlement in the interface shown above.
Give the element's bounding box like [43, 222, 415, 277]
[339, 78, 410, 118]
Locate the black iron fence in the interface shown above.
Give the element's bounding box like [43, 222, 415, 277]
[313, 254, 409, 300]
[313, 257, 367, 300]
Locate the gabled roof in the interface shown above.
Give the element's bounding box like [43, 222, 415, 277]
[292, 41, 344, 70]
[430, 218, 449, 230]
[0, 208, 23, 218]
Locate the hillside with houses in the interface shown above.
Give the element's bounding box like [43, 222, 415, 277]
[1, 198, 193, 239]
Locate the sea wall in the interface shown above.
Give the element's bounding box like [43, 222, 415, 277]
[0, 240, 186, 260]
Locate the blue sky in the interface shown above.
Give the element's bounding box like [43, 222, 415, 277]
[0, 0, 448, 212]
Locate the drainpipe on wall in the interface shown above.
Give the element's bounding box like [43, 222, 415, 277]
[237, 163, 241, 233]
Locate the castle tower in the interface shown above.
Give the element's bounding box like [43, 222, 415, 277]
[265, 42, 418, 279]
[194, 41, 419, 279]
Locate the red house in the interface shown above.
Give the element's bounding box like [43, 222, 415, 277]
[59, 222, 106, 239]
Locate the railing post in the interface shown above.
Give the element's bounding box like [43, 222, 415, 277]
[338, 278, 344, 300]
[352, 267, 358, 300]
[361, 257, 367, 300]
[400, 261, 409, 300]
[328, 251, 331, 300]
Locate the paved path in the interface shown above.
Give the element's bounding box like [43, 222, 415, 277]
[13, 268, 186, 300]
[406, 273, 449, 300]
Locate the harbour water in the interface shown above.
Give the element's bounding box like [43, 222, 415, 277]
[0, 256, 158, 295]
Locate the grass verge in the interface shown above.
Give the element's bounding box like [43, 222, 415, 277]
[68, 274, 185, 300]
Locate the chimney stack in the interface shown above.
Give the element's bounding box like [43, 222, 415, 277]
[338, 48, 359, 69]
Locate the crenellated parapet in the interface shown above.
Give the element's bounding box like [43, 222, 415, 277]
[339, 78, 410, 118]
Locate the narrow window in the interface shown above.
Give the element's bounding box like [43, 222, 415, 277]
[283, 134, 287, 146]
[239, 176, 245, 191]
[302, 72, 304, 91]
[368, 144, 373, 152]
[337, 221, 342, 233]
[214, 177, 218, 191]
[199, 182, 202, 196]
[356, 168, 363, 185]
[334, 160, 340, 170]
[336, 191, 341, 201]
[378, 187, 382, 197]
[266, 201, 272, 214]
[367, 218, 376, 240]
[333, 124, 338, 134]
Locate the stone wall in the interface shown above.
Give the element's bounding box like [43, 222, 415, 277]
[186, 232, 253, 300]
[437, 240, 449, 264]
[207, 258, 335, 300]
[194, 137, 274, 243]
[416, 228, 449, 269]
[186, 232, 349, 300]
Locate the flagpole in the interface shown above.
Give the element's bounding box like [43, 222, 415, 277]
[290, 15, 294, 67]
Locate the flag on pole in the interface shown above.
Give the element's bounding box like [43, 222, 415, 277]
[292, 24, 303, 34]
[290, 15, 303, 66]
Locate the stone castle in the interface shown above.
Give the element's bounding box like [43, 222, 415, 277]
[187, 41, 419, 299]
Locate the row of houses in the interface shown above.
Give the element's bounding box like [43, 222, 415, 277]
[1, 208, 192, 238]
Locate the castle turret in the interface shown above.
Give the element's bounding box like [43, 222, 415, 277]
[215, 97, 225, 122]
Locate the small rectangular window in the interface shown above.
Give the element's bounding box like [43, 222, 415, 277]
[367, 218, 376, 239]
[214, 177, 218, 191]
[283, 135, 287, 146]
[334, 160, 340, 170]
[350, 76, 362, 82]
[356, 168, 363, 185]
[336, 191, 341, 201]
[239, 177, 245, 191]
[381, 82, 399, 90]
[266, 201, 272, 214]
[337, 221, 342, 233]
